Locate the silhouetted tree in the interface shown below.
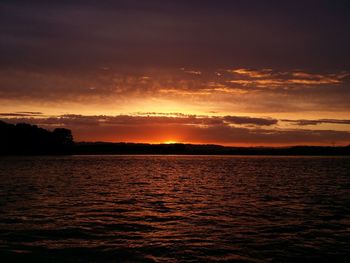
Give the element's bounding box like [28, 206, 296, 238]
[52, 128, 74, 152]
[0, 121, 74, 155]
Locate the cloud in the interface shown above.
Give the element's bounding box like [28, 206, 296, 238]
[1, 2, 350, 145]
[283, 119, 350, 126]
[2, 114, 276, 127]
[0, 112, 43, 117]
[223, 116, 278, 126]
[1, 114, 349, 146]
[16, 111, 43, 115]
[1, 67, 349, 116]
[181, 68, 202, 75]
[227, 68, 348, 88]
[227, 69, 273, 78]
[2, 1, 350, 72]
[1, 68, 348, 97]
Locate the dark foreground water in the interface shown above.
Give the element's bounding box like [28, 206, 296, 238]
[0, 156, 350, 262]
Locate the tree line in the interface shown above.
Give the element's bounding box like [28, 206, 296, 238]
[1, 120, 349, 155]
[0, 121, 73, 155]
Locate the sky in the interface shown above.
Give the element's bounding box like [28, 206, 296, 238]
[1, 0, 350, 146]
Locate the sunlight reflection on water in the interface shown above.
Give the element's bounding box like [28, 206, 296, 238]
[0, 155, 350, 262]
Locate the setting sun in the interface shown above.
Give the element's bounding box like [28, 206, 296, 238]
[163, 140, 179, 144]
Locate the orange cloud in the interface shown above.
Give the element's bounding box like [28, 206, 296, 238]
[1, 114, 350, 146]
[227, 68, 347, 88]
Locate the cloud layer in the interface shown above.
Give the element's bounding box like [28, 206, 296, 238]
[0, 68, 349, 115]
[283, 119, 350, 126]
[1, 114, 349, 146]
[2, 1, 350, 70]
[1, 1, 350, 145]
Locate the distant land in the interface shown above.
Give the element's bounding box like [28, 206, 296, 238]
[75, 142, 350, 156]
[1, 121, 349, 156]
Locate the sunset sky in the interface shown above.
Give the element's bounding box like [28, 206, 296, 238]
[1, 0, 350, 146]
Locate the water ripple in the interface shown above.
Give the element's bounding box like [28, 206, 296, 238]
[1, 155, 350, 262]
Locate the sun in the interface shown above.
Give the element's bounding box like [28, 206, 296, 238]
[163, 140, 178, 144]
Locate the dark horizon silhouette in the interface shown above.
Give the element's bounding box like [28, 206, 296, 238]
[0, 120, 73, 155]
[1, 120, 349, 156]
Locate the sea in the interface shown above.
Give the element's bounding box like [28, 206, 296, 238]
[0, 155, 350, 262]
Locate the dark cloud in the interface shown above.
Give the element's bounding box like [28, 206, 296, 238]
[1, 1, 350, 146]
[224, 116, 278, 126]
[17, 111, 43, 115]
[0, 114, 278, 127]
[1, 114, 349, 145]
[1, 0, 350, 71]
[283, 119, 350, 126]
[0, 112, 43, 117]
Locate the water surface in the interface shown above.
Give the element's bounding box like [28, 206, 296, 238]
[1, 155, 350, 262]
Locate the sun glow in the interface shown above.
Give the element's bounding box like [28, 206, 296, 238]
[163, 140, 179, 144]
